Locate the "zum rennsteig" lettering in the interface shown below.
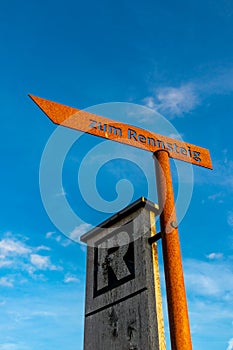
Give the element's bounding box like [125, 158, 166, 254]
[89, 120, 201, 162]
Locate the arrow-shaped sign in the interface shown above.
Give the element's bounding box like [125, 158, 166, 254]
[29, 95, 212, 169]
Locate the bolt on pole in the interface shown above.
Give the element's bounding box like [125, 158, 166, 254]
[153, 150, 192, 350]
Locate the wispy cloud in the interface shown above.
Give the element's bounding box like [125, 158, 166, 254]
[0, 260, 12, 268]
[0, 283, 85, 349]
[184, 258, 233, 299]
[227, 338, 233, 350]
[35, 245, 51, 252]
[208, 192, 224, 203]
[160, 255, 233, 347]
[64, 273, 80, 284]
[184, 257, 233, 347]
[45, 231, 56, 239]
[0, 277, 14, 288]
[0, 233, 63, 286]
[144, 84, 199, 117]
[168, 132, 184, 140]
[206, 252, 223, 260]
[69, 223, 92, 241]
[0, 238, 31, 258]
[144, 67, 233, 117]
[45, 231, 71, 247]
[30, 254, 61, 271]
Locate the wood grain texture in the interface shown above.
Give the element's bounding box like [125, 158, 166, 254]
[82, 204, 165, 349]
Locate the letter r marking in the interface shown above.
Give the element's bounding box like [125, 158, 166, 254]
[96, 231, 131, 291]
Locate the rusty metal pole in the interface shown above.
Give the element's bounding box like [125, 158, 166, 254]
[153, 150, 192, 350]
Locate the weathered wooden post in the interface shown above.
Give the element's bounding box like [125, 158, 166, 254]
[80, 197, 166, 350]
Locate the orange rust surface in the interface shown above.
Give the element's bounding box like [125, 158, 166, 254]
[29, 94, 212, 169]
[154, 150, 192, 350]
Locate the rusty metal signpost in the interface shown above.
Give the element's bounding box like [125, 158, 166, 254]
[30, 94, 212, 350]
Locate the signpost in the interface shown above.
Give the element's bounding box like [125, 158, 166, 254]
[30, 94, 212, 350]
[29, 95, 212, 169]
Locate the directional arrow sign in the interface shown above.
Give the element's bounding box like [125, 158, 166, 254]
[29, 95, 212, 169]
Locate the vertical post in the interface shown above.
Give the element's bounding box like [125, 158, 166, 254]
[81, 198, 165, 350]
[153, 150, 192, 350]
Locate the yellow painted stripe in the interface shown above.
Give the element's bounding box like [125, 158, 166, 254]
[150, 211, 166, 350]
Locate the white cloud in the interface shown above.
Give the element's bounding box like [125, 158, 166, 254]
[69, 223, 92, 241]
[206, 253, 223, 260]
[144, 84, 199, 117]
[45, 231, 70, 247]
[0, 260, 12, 268]
[143, 67, 233, 119]
[45, 231, 55, 239]
[0, 277, 13, 288]
[227, 338, 233, 350]
[143, 96, 156, 109]
[0, 234, 57, 274]
[55, 235, 62, 243]
[0, 238, 31, 257]
[168, 132, 184, 140]
[227, 211, 233, 228]
[184, 258, 233, 299]
[0, 232, 64, 279]
[35, 245, 51, 252]
[162, 257, 233, 347]
[30, 254, 61, 271]
[157, 84, 198, 115]
[0, 283, 85, 349]
[30, 254, 50, 270]
[0, 232, 80, 288]
[64, 273, 80, 284]
[159, 256, 233, 347]
[208, 192, 224, 202]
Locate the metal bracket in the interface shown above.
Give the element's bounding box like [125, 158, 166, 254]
[148, 232, 162, 245]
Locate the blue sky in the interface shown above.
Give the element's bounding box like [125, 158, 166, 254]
[1, 0, 233, 349]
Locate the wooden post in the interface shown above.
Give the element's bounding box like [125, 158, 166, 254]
[81, 198, 166, 350]
[153, 150, 192, 350]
